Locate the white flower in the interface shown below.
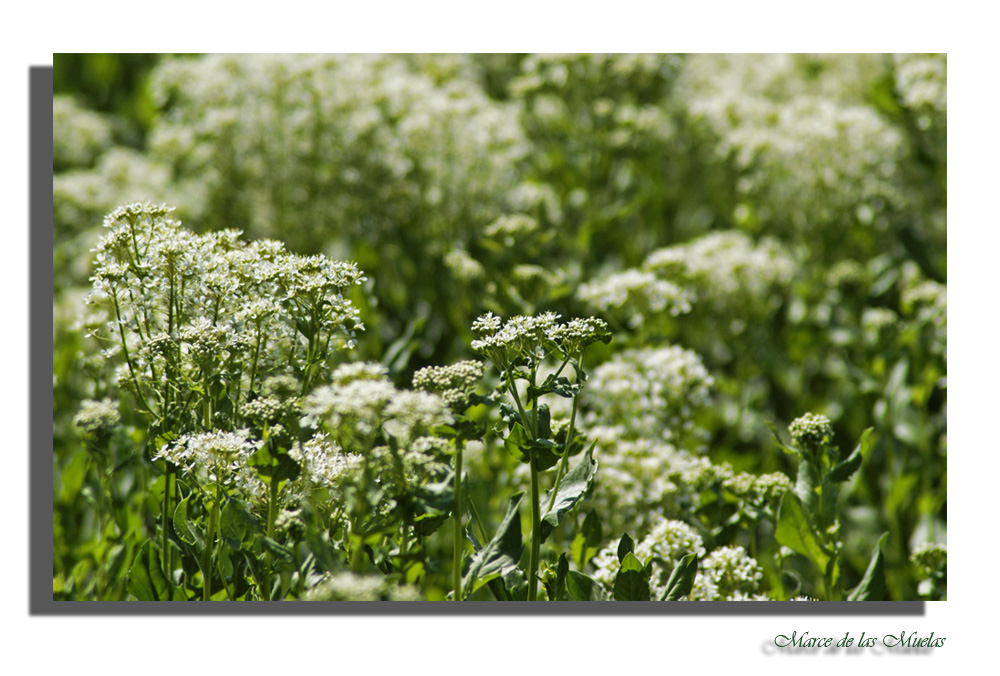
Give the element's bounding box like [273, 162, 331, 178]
[690, 546, 763, 600]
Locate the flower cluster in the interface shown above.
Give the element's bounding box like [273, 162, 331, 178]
[584, 436, 732, 537]
[73, 398, 120, 437]
[689, 545, 764, 601]
[286, 435, 363, 497]
[154, 431, 263, 497]
[642, 231, 794, 320]
[581, 346, 713, 446]
[84, 202, 366, 426]
[302, 571, 421, 601]
[893, 54, 947, 131]
[471, 311, 608, 369]
[724, 471, 792, 505]
[146, 54, 528, 253]
[789, 413, 835, 454]
[412, 360, 485, 410]
[677, 54, 910, 250]
[53, 95, 113, 171]
[910, 542, 947, 579]
[304, 362, 453, 454]
[591, 517, 706, 598]
[511, 53, 680, 154]
[578, 270, 692, 328]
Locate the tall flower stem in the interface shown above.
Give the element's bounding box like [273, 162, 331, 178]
[264, 477, 280, 596]
[453, 441, 464, 601]
[203, 484, 221, 601]
[528, 459, 541, 601]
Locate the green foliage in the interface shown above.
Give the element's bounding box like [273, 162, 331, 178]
[53, 53, 945, 602]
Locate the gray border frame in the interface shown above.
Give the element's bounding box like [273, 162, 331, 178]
[33, 64, 925, 615]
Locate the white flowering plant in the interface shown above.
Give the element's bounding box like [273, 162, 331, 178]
[53, 54, 945, 603]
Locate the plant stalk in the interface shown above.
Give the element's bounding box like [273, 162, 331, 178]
[453, 442, 464, 601]
[528, 459, 541, 601]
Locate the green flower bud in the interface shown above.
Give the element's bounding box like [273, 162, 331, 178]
[789, 413, 835, 456]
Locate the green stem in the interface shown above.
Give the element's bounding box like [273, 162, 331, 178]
[161, 464, 172, 573]
[528, 459, 541, 601]
[93, 455, 106, 543]
[203, 485, 221, 601]
[265, 477, 279, 594]
[453, 442, 464, 601]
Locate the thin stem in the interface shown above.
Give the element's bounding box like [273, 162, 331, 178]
[203, 485, 221, 601]
[161, 464, 172, 573]
[110, 290, 155, 416]
[507, 377, 535, 439]
[453, 441, 464, 601]
[265, 476, 280, 595]
[528, 460, 541, 601]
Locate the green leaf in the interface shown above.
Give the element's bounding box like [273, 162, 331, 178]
[503, 422, 530, 464]
[221, 498, 257, 550]
[829, 428, 875, 483]
[571, 510, 603, 569]
[528, 374, 581, 399]
[617, 533, 635, 562]
[249, 441, 300, 482]
[554, 554, 569, 601]
[766, 421, 800, 457]
[262, 537, 296, 571]
[535, 404, 552, 440]
[565, 570, 610, 601]
[172, 495, 206, 553]
[776, 493, 830, 573]
[847, 532, 889, 601]
[539, 446, 598, 542]
[794, 458, 821, 513]
[127, 540, 185, 601]
[613, 552, 650, 601]
[504, 567, 529, 601]
[660, 553, 698, 601]
[462, 493, 525, 596]
[57, 449, 89, 503]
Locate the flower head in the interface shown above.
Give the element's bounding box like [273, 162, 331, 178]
[789, 413, 835, 454]
[73, 398, 120, 437]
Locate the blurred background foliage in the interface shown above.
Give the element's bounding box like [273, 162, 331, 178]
[53, 53, 945, 600]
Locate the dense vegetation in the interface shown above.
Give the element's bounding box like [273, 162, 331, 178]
[53, 54, 946, 602]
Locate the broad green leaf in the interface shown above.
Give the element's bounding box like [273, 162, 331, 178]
[617, 533, 635, 562]
[504, 567, 529, 601]
[405, 471, 455, 536]
[847, 532, 889, 601]
[566, 570, 610, 601]
[249, 441, 300, 482]
[613, 552, 650, 601]
[776, 493, 830, 573]
[535, 404, 552, 440]
[571, 510, 603, 569]
[661, 553, 698, 601]
[262, 537, 296, 570]
[462, 493, 524, 596]
[794, 458, 821, 513]
[503, 422, 530, 464]
[539, 446, 597, 543]
[554, 554, 569, 601]
[221, 498, 256, 550]
[829, 428, 875, 483]
[127, 540, 184, 601]
[57, 449, 89, 503]
[172, 495, 206, 553]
